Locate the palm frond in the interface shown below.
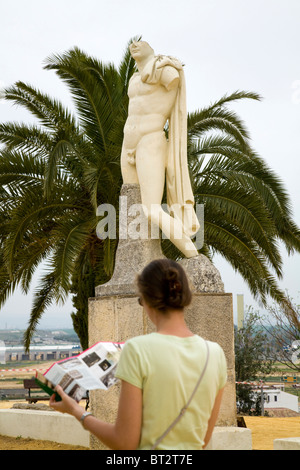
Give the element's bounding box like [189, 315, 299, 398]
[51, 217, 96, 294]
[118, 36, 139, 94]
[2, 81, 76, 131]
[206, 90, 262, 109]
[44, 47, 122, 155]
[0, 148, 45, 188]
[3, 190, 81, 277]
[23, 272, 56, 352]
[0, 122, 52, 155]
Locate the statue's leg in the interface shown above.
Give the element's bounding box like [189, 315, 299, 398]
[136, 132, 198, 258]
[121, 144, 139, 184]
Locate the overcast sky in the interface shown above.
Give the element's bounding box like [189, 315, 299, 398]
[0, 0, 299, 329]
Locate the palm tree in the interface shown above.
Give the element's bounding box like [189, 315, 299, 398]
[0, 41, 136, 349]
[0, 40, 299, 350]
[185, 92, 300, 310]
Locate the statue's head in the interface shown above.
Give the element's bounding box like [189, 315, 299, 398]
[129, 40, 154, 61]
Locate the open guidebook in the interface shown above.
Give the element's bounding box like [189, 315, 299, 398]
[35, 341, 124, 402]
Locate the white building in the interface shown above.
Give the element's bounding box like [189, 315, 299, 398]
[262, 387, 299, 414]
[3, 344, 81, 362]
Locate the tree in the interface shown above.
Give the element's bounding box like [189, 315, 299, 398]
[0, 41, 136, 349]
[1, 39, 300, 350]
[186, 92, 300, 312]
[235, 308, 274, 414]
[262, 295, 300, 373]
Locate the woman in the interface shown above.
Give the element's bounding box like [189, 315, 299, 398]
[50, 259, 227, 450]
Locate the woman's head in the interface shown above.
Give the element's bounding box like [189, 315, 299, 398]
[137, 259, 192, 312]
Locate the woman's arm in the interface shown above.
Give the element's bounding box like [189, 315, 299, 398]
[49, 380, 143, 450]
[202, 387, 225, 449]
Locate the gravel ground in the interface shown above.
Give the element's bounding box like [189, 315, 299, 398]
[0, 434, 89, 450]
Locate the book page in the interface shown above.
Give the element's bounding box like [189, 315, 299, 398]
[44, 342, 124, 401]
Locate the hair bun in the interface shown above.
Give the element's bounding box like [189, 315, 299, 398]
[165, 267, 179, 282]
[137, 259, 192, 312]
[165, 267, 182, 303]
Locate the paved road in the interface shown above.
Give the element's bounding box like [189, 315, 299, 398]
[0, 388, 27, 398]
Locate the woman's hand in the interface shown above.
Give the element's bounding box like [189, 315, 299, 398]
[49, 385, 84, 419]
[50, 380, 142, 450]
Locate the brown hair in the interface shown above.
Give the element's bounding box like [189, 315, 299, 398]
[137, 259, 192, 312]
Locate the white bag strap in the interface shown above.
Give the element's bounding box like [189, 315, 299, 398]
[151, 340, 210, 450]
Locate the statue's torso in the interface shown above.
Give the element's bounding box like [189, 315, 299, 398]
[123, 72, 177, 149]
[128, 72, 176, 116]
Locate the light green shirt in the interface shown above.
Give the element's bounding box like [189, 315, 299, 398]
[115, 332, 227, 450]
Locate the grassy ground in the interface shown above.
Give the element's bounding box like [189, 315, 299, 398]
[245, 416, 300, 450]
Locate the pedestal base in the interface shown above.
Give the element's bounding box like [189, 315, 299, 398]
[88, 291, 236, 449]
[88, 183, 237, 450]
[205, 427, 252, 450]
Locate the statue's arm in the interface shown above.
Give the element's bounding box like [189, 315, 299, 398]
[160, 65, 180, 91]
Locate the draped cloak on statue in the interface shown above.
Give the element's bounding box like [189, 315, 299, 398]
[140, 55, 200, 238]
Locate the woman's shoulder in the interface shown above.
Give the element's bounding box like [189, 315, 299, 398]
[124, 333, 157, 348]
[124, 334, 225, 360]
[205, 339, 227, 369]
[205, 338, 224, 350]
[120, 334, 158, 360]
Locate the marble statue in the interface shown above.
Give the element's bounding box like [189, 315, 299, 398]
[121, 40, 200, 258]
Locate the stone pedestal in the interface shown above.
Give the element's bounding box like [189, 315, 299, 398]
[95, 184, 164, 297]
[88, 184, 237, 450]
[205, 427, 252, 451]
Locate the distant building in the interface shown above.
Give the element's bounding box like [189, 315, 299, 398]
[0, 341, 5, 364]
[4, 344, 81, 362]
[237, 294, 244, 330]
[253, 385, 299, 414]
